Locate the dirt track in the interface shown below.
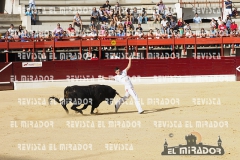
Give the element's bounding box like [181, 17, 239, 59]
[0, 82, 240, 160]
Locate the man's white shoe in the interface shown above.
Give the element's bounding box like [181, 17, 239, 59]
[139, 111, 144, 114]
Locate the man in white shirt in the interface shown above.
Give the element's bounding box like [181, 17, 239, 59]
[103, 57, 144, 114]
[73, 13, 82, 30]
[161, 17, 168, 28]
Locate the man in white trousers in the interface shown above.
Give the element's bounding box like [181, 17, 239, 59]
[103, 57, 144, 114]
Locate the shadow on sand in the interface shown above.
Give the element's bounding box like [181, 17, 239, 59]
[86, 107, 179, 116]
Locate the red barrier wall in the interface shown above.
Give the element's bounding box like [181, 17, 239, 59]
[1, 57, 240, 83]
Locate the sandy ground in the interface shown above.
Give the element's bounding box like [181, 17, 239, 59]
[0, 82, 240, 160]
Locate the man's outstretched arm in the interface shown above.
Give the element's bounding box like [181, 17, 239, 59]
[125, 56, 131, 71]
[103, 77, 115, 80]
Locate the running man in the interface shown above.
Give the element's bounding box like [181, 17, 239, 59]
[103, 57, 144, 114]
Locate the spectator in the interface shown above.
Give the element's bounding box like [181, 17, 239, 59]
[126, 30, 133, 37]
[230, 21, 238, 31]
[137, 13, 143, 24]
[161, 17, 168, 28]
[193, 13, 202, 23]
[230, 29, 238, 37]
[4, 31, 13, 42]
[125, 8, 131, 21]
[62, 31, 69, 38]
[103, 0, 111, 10]
[109, 19, 116, 30]
[224, 0, 232, 18]
[109, 8, 114, 19]
[99, 7, 108, 23]
[32, 9, 37, 25]
[117, 22, 124, 31]
[117, 18, 124, 26]
[185, 28, 193, 38]
[114, 2, 121, 17]
[8, 24, 15, 35]
[156, 1, 166, 18]
[113, 14, 118, 22]
[29, 0, 36, 11]
[25, 8, 36, 25]
[126, 24, 134, 34]
[209, 27, 218, 38]
[199, 28, 206, 38]
[210, 18, 217, 29]
[124, 17, 132, 29]
[73, 13, 82, 30]
[183, 23, 191, 32]
[218, 21, 227, 31]
[135, 24, 143, 32]
[31, 30, 38, 40]
[170, 17, 177, 30]
[90, 7, 100, 24]
[13, 31, 20, 42]
[232, 8, 238, 18]
[225, 16, 232, 30]
[131, 7, 139, 24]
[99, 25, 105, 37]
[101, 21, 108, 30]
[148, 29, 154, 39]
[177, 18, 183, 28]
[19, 25, 23, 34]
[53, 23, 64, 35]
[217, 17, 223, 26]
[153, 8, 161, 24]
[142, 8, 148, 24]
[109, 30, 116, 36]
[91, 54, 99, 60]
[135, 29, 144, 39]
[155, 29, 161, 39]
[165, 7, 173, 21]
[3, 31, 13, 52]
[21, 30, 31, 51]
[67, 24, 75, 34]
[116, 29, 125, 37]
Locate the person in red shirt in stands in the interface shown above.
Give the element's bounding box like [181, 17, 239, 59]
[218, 21, 227, 31]
[67, 24, 75, 34]
[230, 21, 238, 31]
[91, 53, 99, 60]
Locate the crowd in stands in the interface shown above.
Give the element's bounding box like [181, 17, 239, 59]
[1, 0, 240, 47]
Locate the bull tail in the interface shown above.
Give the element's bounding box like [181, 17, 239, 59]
[48, 96, 61, 105]
[116, 92, 123, 98]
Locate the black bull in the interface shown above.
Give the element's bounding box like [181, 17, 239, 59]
[48, 85, 122, 114]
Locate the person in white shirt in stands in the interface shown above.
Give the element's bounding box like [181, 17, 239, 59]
[193, 13, 202, 23]
[161, 17, 168, 28]
[8, 24, 15, 35]
[29, 0, 36, 11]
[73, 13, 82, 31]
[103, 57, 144, 114]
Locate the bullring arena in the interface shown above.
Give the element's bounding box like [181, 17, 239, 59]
[1, 0, 240, 159]
[1, 82, 240, 160]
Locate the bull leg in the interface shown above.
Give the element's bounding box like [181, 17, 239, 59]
[90, 103, 99, 114]
[80, 104, 89, 110]
[71, 105, 83, 114]
[61, 99, 69, 114]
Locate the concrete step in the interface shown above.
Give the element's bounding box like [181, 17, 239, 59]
[0, 14, 21, 21]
